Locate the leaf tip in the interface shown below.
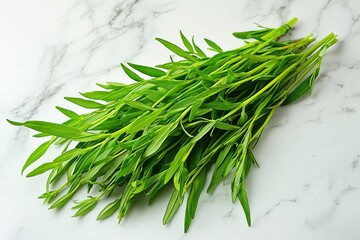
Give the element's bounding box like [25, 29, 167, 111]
[7, 119, 24, 126]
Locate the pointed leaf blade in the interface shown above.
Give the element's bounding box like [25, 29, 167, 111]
[127, 62, 166, 78]
[238, 186, 251, 226]
[22, 140, 52, 174]
[97, 199, 121, 220]
[26, 162, 60, 177]
[144, 122, 178, 157]
[204, 38, 223, 52]
[156, 38, 197, 61]
[64, 97, 104, 109]
[56, 106, 81, 120]
[180, 30, 194, 53]
[23, 120, 85, 139]
[120, 63, 144, 82]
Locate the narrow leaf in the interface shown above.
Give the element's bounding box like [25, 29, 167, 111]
[23, 120, 85, 139]
[97, 199, 121, 220]
[81, 162, 107, 183]
[204, 38, 223, 52]
[124, 100, 154, 111]
[72, 198, 98, 217]
[64, 97, 104, 109]
[163, 190, 182, 224]
[255, 94, 273, 116]
[80, 91, 109, 101]
[238, 186, 251, 226]
[121, 63, 144, 82]
[56, 106, 81, 120]
[144, 122, 178, 157]
[127, 109, 163, 134]
[213, 121, 240, 131]
[156, 38, 197, 61]
[180, 30, 194, 53]
[184, 168, 206, 232]
[189, 99, 203, 122]
[26, 162, 60, 177]
[53, 148, 86, 163]
[127, 62, 166, 78]
[7, 119, 24, 126]
[22, 140, 52, 174]
[191, 121, 216, 143]
[49, 192, 74, 209]
[164, 142, 194, 184]
[192, 36, 207, 58]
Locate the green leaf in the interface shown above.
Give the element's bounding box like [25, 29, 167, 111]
[192, 36, 207, 58]
[169, 96, 196, 112]
[49, 192, 75, 209]
[205, 100, 237, 110]
[163, 190, 183, 224]
[72, 197, 98, 217]
[189, 99, 203, 122]
[26, 162, 60, 177]
[213, 121, 240, 131]
[231, 158, 246, 202]
[191, 121, 216, 143]
[101, 84, 139, 101]
[22, 140, 52, 174]
[232, 28, 273, 40]
[97, 199, 121, 220]
[180, 31, 194, 53]
[195, 68, 214, 82]
[120, 63, 144, 82]
[103, 153, 128, 182]
[238, 107, 248, 126]
[144, 122, 178, 157]
[164, 142, 194, 184]
[184, 168, 206, 232]
[81, 162, 107, 183]
[127, 109, 163, 134]
[32, 133, 50, 138]
[196, 86, 226, 99]
[53, 148, 86, 163]
[204, 38, 223, 52]
[127, 62, 166, 78]
[7, 119, 24, 126]
[146, 79, 185, 90]
[38, 190, 58, 204]
[255, 94, 273, 116]
[240, 53, 277, 62]
[73, 133, 109, 142]
[238, 186, 251, 226]
[56, 106, 81, 120]
[156, 37, 197, 61]
[80, 91, 109, 101]
[124, 100, 154, 111]
[64, 97, 105, 109]
[207, 144, 235, 193]
[23, 120, 85, 139]
[173, 164, 188, 193]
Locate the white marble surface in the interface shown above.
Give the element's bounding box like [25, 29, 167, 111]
[1, 0, 360, 239]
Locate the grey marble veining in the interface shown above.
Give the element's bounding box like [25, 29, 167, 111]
[1, 0, 360, 239]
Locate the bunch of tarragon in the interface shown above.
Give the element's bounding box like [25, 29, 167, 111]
[8, 18, 336, 232]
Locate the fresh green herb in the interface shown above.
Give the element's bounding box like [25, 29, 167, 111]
[8, 17, 336, 232]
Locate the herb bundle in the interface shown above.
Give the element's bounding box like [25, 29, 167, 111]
[8, 18, 336, 232]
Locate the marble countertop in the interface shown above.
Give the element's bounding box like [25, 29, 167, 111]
[1, 0, 360, 239]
